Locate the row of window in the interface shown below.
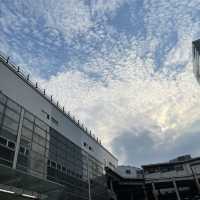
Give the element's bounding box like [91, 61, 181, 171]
[47, 159, 83, 179]
[0, 136, 15, 150]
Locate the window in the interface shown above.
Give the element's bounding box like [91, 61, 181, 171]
[7, 100, 20, 113]
[51, 117, 58, 126]
[57, 164, 61, 171]
[19, 146, 25, 154]
[35, 118, 48, 131]
[126, 169, 131, 174]
[3, 117, 19, 136]
[8, 141, 15, 149]
[0, 137, 7, 145]
[21, 127, 32, 140]
[25, 149, 29, 156]
[51, 161, 56, 168]
[24, 111, 34, 122]
[23, 119, 33, 130]
[62, 166, 66, 172]
[34, 126, 46, 138]
[5, 108, 20, 122]
[175, 165, 184, 171]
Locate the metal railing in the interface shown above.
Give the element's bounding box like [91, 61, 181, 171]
[0, 52, 102, 145]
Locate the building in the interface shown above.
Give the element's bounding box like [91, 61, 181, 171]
[193, 39, 200, 84]
[106, 155, 200, 200]
[0, 53, 118, 200]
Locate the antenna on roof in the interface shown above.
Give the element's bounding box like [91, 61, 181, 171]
[6, 56, 10, 63]
[50, 95, 53, 102]
[43, 89, 46, 95]
[63, 106, 65, 112]
[27, 74, 30, 81]
[17, 66, 20, 72]
[36, 82, 38, 88]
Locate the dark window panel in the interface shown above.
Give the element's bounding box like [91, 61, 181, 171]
[8, 141, 15, 149]
[19, 146, 25, 154]
[0, 136, 7, 145]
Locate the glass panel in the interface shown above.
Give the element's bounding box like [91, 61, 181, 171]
[24, 111, 34, 122]
[35, 118, 48, 131]
[21, 127, 32, 140]
[3, 116, 19, 134]
[23, 118, 33, 130]
[7, 100, 20, 113]
[8, 141, 15, 149]
[32, 143, 45, 156]
[30, 151, 45, 173]
[33, 134, 46, 147]
[5, 107, 20, 122]
[0, 137, 7, 145]
[19, 146, 25, 154]
[34, 126, 46, 138]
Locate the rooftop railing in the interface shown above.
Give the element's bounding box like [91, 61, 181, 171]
[0, 52, 102, 146]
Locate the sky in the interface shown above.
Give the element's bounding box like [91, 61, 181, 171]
[0, 0, 200, 167]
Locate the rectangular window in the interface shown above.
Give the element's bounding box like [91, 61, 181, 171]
[23, 118, 33, 130]
[19, 146, 25, 154]
[24, 111, 34, 122]
[35, 118, 48, 132]
[0, 137, 7, 146]
[34, 126, 46, 138]
[3, 116, 19, 134]
[33, 134, 46, 147]
[7, 100, 20, 113]
[51, 161, 56, 168]
[21, 127, 32, 140]
[32, 143, 45, 156]
[5, 107, 20, 122]
[8, 141, 15, 149]
[51, 117, 58, 126]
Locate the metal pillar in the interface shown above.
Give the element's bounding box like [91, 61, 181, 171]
[172, 178, 181, 200]
[13, 109, 24, 169]
[152, 182, 159, 200]
[131, 191, 134, 200]
[191, 167, 200, 194]
[143, 185, 149, 200]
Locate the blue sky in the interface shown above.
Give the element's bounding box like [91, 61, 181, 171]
[1, 0, 200, 166]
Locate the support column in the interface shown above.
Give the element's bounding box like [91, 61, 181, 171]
[143, 185, 148, 200]
[13, 109, 24, 169]
[152, 182, 159, 200]
[191, 167, 200, 194]
[130, 191, 134, 200]
[172, 178, 181, 200]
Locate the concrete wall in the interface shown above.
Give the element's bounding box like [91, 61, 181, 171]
[0, 61, 117, 169]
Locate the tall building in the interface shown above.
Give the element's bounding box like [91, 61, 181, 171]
[0, 53, 118, 200]
[193, 39, 200, 84]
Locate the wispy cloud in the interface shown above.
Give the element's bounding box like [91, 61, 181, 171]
[1, 0, 200, 165]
